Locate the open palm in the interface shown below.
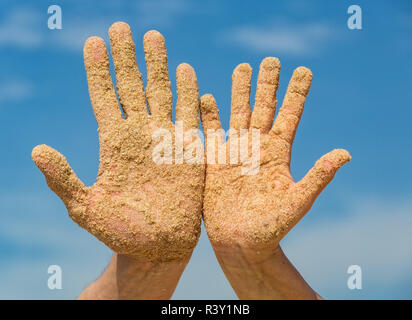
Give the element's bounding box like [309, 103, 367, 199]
[32, 23, 203, 262]
[200, 58, 350, 252]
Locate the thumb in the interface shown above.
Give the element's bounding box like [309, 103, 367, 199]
[32, 144, 87, 205]
[294, 149, 351, 210]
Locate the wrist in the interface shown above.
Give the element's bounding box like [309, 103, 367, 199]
[212, 242, 281, 266]
[78, 252, 191, 300]
[212, 244, 318, 300]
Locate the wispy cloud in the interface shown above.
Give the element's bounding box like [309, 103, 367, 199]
[222, 22, 334, 55]
[134, 0, 191, 27]
[0, 191, 112, 299]
[0, 7, 107, 51]
[1, 188, 412, 299]
[0, 80, 33, 102]
[283, 197, 412, 299]
[0, 8, 43, 48]
[0, 1, 190, 51]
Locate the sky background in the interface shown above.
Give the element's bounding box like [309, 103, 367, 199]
[0, 0, 411, 299]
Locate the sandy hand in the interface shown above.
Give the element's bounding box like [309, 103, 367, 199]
[32, 23, 204, 262]
[200, 58, 350, 254]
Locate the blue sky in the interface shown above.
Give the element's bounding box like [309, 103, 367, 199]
[0, 0, 411, 299]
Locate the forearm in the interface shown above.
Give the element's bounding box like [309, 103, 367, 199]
[213, 245, 320, 300]
[78, 253, 190, 300]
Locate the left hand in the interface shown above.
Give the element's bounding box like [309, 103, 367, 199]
[200, 57, 351, 258]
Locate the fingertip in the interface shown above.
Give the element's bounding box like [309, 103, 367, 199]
[286, 66, 313, 98]
[293, 66, 313, 81]
[143, 30, 165, 47]
[177, 62, 194, 73]
[84, 36, 105, 50]
[200, 93, 221, 130]
[32, 144, 64, 165]
[333, 148, 352, 164]
[177, 63, 196, 81]
[32, 145, 85, 202]
[261, 57, 281, 70]
[200, 94, 217, 111]
[234, 63, 252, 76]
[108, 21, 131, 37]
[31, 144, 67, 181]
[32, 144, 48, 164]
[144, 29, 163, 38]
[322, 149, 351, 172]
[84, 36, 107, 64]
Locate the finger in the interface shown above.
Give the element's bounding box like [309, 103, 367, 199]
[271, 67, 312, 146]
[293, 149, 351, 210]
[32, 144, 87, 207]
[108, 22, 147, 119]
[230, 63, 252, 130]
[176, 63, 199, 129]
[250, 57, 281, 133]
[200, 94, 223, 165]
[84, 37, 122, 130]
[143, 30, 172, 121]
[200, 94, 222, 132]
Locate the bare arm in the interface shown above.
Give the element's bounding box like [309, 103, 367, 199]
[214, 245, 321, 300]
[200, 58, 350, 300]
[33, 22, 204, 300]
[78, 253, 190, 300]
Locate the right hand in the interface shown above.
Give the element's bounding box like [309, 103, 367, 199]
[32, 22, 204, 263]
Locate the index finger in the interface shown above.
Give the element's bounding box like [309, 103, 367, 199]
[270, 67, 312, 147]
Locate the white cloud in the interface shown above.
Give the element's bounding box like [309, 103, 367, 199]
[282, 197, 412, 299]
[1, 189, 412, 299]
[223, 22, 334, 55]
[0, 8, 43, 48]
[0, 191, 112, 299]
[0, 7, 107, 51]
[51, 19, 109, 51]
[134, 0, 191, 27]
[0, 80, 33, 102]
[181, 197, 412, 299]
[0, 2, 190, 51]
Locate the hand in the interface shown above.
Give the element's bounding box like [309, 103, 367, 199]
[200, 57, 350, 259]
[32, 22, 203, 263]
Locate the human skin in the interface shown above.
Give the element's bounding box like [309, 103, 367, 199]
[200, 58, 351, 299]
[32, 22, 204, 299]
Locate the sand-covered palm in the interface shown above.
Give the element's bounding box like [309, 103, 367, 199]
[200, 58, 350, 252]
[32, 23, 204, 262]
